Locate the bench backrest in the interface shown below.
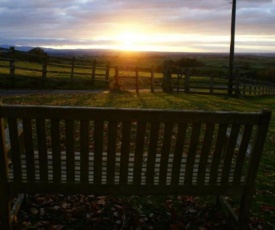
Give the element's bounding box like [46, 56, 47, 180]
[0, 105, 271, 196]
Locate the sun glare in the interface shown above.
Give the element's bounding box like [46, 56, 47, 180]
[116, 32, 144, 51]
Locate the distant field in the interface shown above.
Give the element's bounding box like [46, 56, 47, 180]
[1, 51, 274, 90]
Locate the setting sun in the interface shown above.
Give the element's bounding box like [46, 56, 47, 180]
[118, 32, 137, 50]
[116, 32, 148, 51]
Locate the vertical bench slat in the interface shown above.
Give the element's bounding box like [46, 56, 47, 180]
[120, 121, 131, 184]
[107, 121, 117, 184]
[94, 120, 103, 184]
[197, 123, 215, 185]
[221, 124, 240, 185]
[146, 122, 160, 185]
[159, 122, 174, 185]
[51, 119, 61, 183]
[171, 123, 187, 185]
[233, 125, 253, 184]
[245, 109, 271, 187]
[210, 124, 228, 185]
[0, 117, 11, 230]
[8, 118, 22, 182]
[65, 120, 75, 183]
[36, 118, 48, 182]
[185, 123, 201, 185]
[133, 121, 146, 185]
[0, 117, 8, 171]
[80, 120, 89, 183]
[22, 119, 35, 182]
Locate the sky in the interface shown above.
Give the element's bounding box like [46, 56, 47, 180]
[0, 0, 275, 53]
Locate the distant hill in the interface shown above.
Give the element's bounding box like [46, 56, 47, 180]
[1, 44, 275, 58]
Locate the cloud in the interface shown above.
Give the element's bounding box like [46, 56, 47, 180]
[0, 0, 274, 52]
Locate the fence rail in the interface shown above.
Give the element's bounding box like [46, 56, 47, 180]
[113, 66, 163, 93]
[162, 62, 275, 96]
[1, 46, 275, 96]
[0, 47, 110, 89]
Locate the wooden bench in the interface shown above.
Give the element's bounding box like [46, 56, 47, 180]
[0, 105, 271, 229]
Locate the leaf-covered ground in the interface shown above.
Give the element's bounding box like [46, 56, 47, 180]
[12, 194, 271, 230]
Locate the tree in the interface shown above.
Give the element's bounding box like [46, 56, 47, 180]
[28, 47, 47, 56]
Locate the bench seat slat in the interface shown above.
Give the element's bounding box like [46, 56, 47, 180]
[171, 123, 187, 185]
[51, 119, 61, 183]
[36, 118, 48, 182]
[65, 120, 75, 183]
[210, 124, 228, 185]
[222, 124, 240, 185]
[8, 118, 22, 183]
[185, 123, 201, 185]
[22, 119, 35, 183]
[107, 121, 117, 184]
[94, 120, 103, 184]
[119, 121, 131, 184]
[197, 123, 215, 185]
[159, 122, 173, 185]
[133, 121, 146, 185]
[233, 125, 253, 185]
[146, 122, 159, 185]
[80, 120, 89, 183]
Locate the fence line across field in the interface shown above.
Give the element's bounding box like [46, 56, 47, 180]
[1, 46, 275, 96]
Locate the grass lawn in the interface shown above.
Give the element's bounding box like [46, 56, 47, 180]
[1, 91, 275, 229]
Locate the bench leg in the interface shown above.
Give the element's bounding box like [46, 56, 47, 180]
[217, 195, 252, 230]
[216, 196, 238, 224]
[0, 190, 12, 230]
[238, 193, 253, 230]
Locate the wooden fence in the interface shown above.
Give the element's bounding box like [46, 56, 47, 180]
[163, 63, 275, 96]
[239, 77, 275, 95]
[1, 46, 275, 96]
[0, 47, 110, 89]
[113, 66, 162, 93]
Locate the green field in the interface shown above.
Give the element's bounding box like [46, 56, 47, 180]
[1, 51, 275, 91]
[1, 91, 275, 229]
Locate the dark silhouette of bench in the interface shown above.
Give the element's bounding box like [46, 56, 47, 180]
[0, 105, 271, 229]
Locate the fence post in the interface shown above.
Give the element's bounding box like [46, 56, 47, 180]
[42, 55, 48, 81]
[91, 59, 96, 85]
[71, 57, 75, 83]
[176, 71, 181, 93]
[243, 85, 245, 95]
[114, 66, 120, 90]
[135, 67, 139, 94]
[210, 74, 214, 94]
[9, 47, 15, 78]
[9, 60, 15, 78]
[105, 61, 110, 81]
[185, 68, 190, 93]
[42, 64, 47, 80]
[150, 67, 154, 93]
[162, 60, 171, 92]
[235, 68, 240, 96]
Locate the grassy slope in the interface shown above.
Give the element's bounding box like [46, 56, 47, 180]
[2, 92, 275, 227]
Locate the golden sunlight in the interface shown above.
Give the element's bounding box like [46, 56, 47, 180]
[116, 32, 146, 51]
